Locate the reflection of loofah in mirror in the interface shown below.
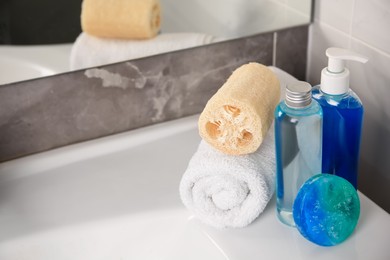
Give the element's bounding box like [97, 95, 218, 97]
[81, 0, 161, 39]
[199, 63, 280, 155]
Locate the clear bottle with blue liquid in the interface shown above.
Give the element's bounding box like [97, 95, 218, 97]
[275, 81, 323, 226]
[312, 48, 368, 189]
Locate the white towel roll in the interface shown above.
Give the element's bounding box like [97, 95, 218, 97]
[179, 130, 275, 228]
[70, 32, 218, 70]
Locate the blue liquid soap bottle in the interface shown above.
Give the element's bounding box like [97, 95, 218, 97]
[275, 81, 323, 226]
[312, 48, 368, 189]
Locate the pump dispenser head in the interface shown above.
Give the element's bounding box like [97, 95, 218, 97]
[321, 47, 368, 95]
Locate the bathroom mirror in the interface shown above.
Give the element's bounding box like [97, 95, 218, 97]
[0, 0, 312, 85]
[162, 0, 312, 39]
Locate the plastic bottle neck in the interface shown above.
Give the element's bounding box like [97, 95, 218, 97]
[319, 87, 349, 98]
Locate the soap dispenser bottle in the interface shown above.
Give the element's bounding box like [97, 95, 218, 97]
[275, 81, 323, 227]
[312, 47, 368, 189]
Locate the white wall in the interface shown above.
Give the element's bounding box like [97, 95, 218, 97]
[307, 0, 390, 211]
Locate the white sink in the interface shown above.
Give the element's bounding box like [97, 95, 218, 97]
[0, 44, 72, 85]
[0, 117, 228, 259]
[0, 115, 389, 260]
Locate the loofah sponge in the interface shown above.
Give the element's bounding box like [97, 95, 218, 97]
[198, 63, 280, 155]
[81, 0, 161, 39]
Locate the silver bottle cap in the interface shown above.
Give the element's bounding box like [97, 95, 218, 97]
[285, 81, 312, 108]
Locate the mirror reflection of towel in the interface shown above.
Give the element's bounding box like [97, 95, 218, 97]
[70, 32, 217, 70]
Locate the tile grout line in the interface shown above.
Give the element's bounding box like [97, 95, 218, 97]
[306, 24, 314, 82]
[348, 0, 356, 49]
[272, 32, 277, 66]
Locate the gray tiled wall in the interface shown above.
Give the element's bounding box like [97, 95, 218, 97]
[0, 25, 308, 161]
[275, 26, 308, 81]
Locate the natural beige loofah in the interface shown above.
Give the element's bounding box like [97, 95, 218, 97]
[81, 0, 161, 39]
[198, 63, 280, 155]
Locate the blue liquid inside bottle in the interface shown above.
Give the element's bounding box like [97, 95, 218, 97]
[312, 86, 363, 189]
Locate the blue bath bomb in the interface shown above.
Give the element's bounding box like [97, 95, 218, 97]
[293, 174, 360, 246]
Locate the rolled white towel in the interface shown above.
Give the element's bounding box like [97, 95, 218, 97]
[70, 32, 218, 70]
[179, 130, 275, 228]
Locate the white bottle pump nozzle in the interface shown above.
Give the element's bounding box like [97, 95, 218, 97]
[320, 47, 368, 95]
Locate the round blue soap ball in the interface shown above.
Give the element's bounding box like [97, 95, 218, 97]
[293, 174, 360, 246]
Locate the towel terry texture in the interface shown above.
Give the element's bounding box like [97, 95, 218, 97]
[70, 32, 217, 70]
[179, 129, 275, 229]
